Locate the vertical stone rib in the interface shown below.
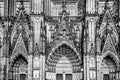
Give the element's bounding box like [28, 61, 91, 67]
[36, 0, 38, 14]
[31, 0, 33, 13]
[38, 0, 40, 14]
[4, 0, 8, 17]
[87, 0, 96, 14]
[47, 0, 49, 15]
[49, 1, 51, 16]
[35, 0, 37, 14]
[11, 0, 14, 16]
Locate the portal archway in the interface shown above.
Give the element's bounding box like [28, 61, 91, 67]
[46, 44, 83, 80]
[9, 54, 28, 80]
[101, 54, 118, 80]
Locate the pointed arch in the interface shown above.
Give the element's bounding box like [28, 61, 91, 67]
[101, 51, 119, 80]
[101, 33, 119, 66]
[9, 53, 28, 80]
[48, 41, 81, 62]
[46, 42, 82, 72]
[10, 52, 28, 66]
[101, 51, 119, 67]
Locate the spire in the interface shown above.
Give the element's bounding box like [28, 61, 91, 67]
[59, 0, 70, 17]
[104, 0, 109, 10]
[18, 0, 25, 10]
[62, 0, 67, 11]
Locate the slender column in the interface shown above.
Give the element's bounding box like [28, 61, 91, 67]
[96, 36, 101, 80]
[6, 57, 9, 80]
[11, 0, 14, 16]
[0, 26, 3, 80]
[118, 0, 120, 19]
[84, 55, 87, 80]
[49, 0, 51, 16]
[119, 0, 120, 27]
[7, 0, 14, 16]
[39, 55, 45, 80]
[28, 27, 33, 55]
[0, 47, 2, 80]
[63, 73, 65, 80]
[83, 37, 90, 80]
[86, 54, 90, 80]
[31, 0, 34, 13]
[28, 55, 33, 80]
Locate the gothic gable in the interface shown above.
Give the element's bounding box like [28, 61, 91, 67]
[99, 9, 119, 45]
[100, 10, 117, 33]
[102, 33, 117, 56]
[11, 3, 30, 45]
[12, 33, 28, 56]
[103, 10, 113, 23]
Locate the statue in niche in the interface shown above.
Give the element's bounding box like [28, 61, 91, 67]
[61, 11, 66, 21]
[34, 43, 39, 56]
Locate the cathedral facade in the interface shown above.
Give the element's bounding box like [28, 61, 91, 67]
[0, 0, 120, 80]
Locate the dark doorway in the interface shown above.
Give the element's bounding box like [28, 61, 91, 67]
[66, 74, 72, 80]
[103, 74, 109, 80]
[20, 74, 26, 80]
[56, 74, 63, 80]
